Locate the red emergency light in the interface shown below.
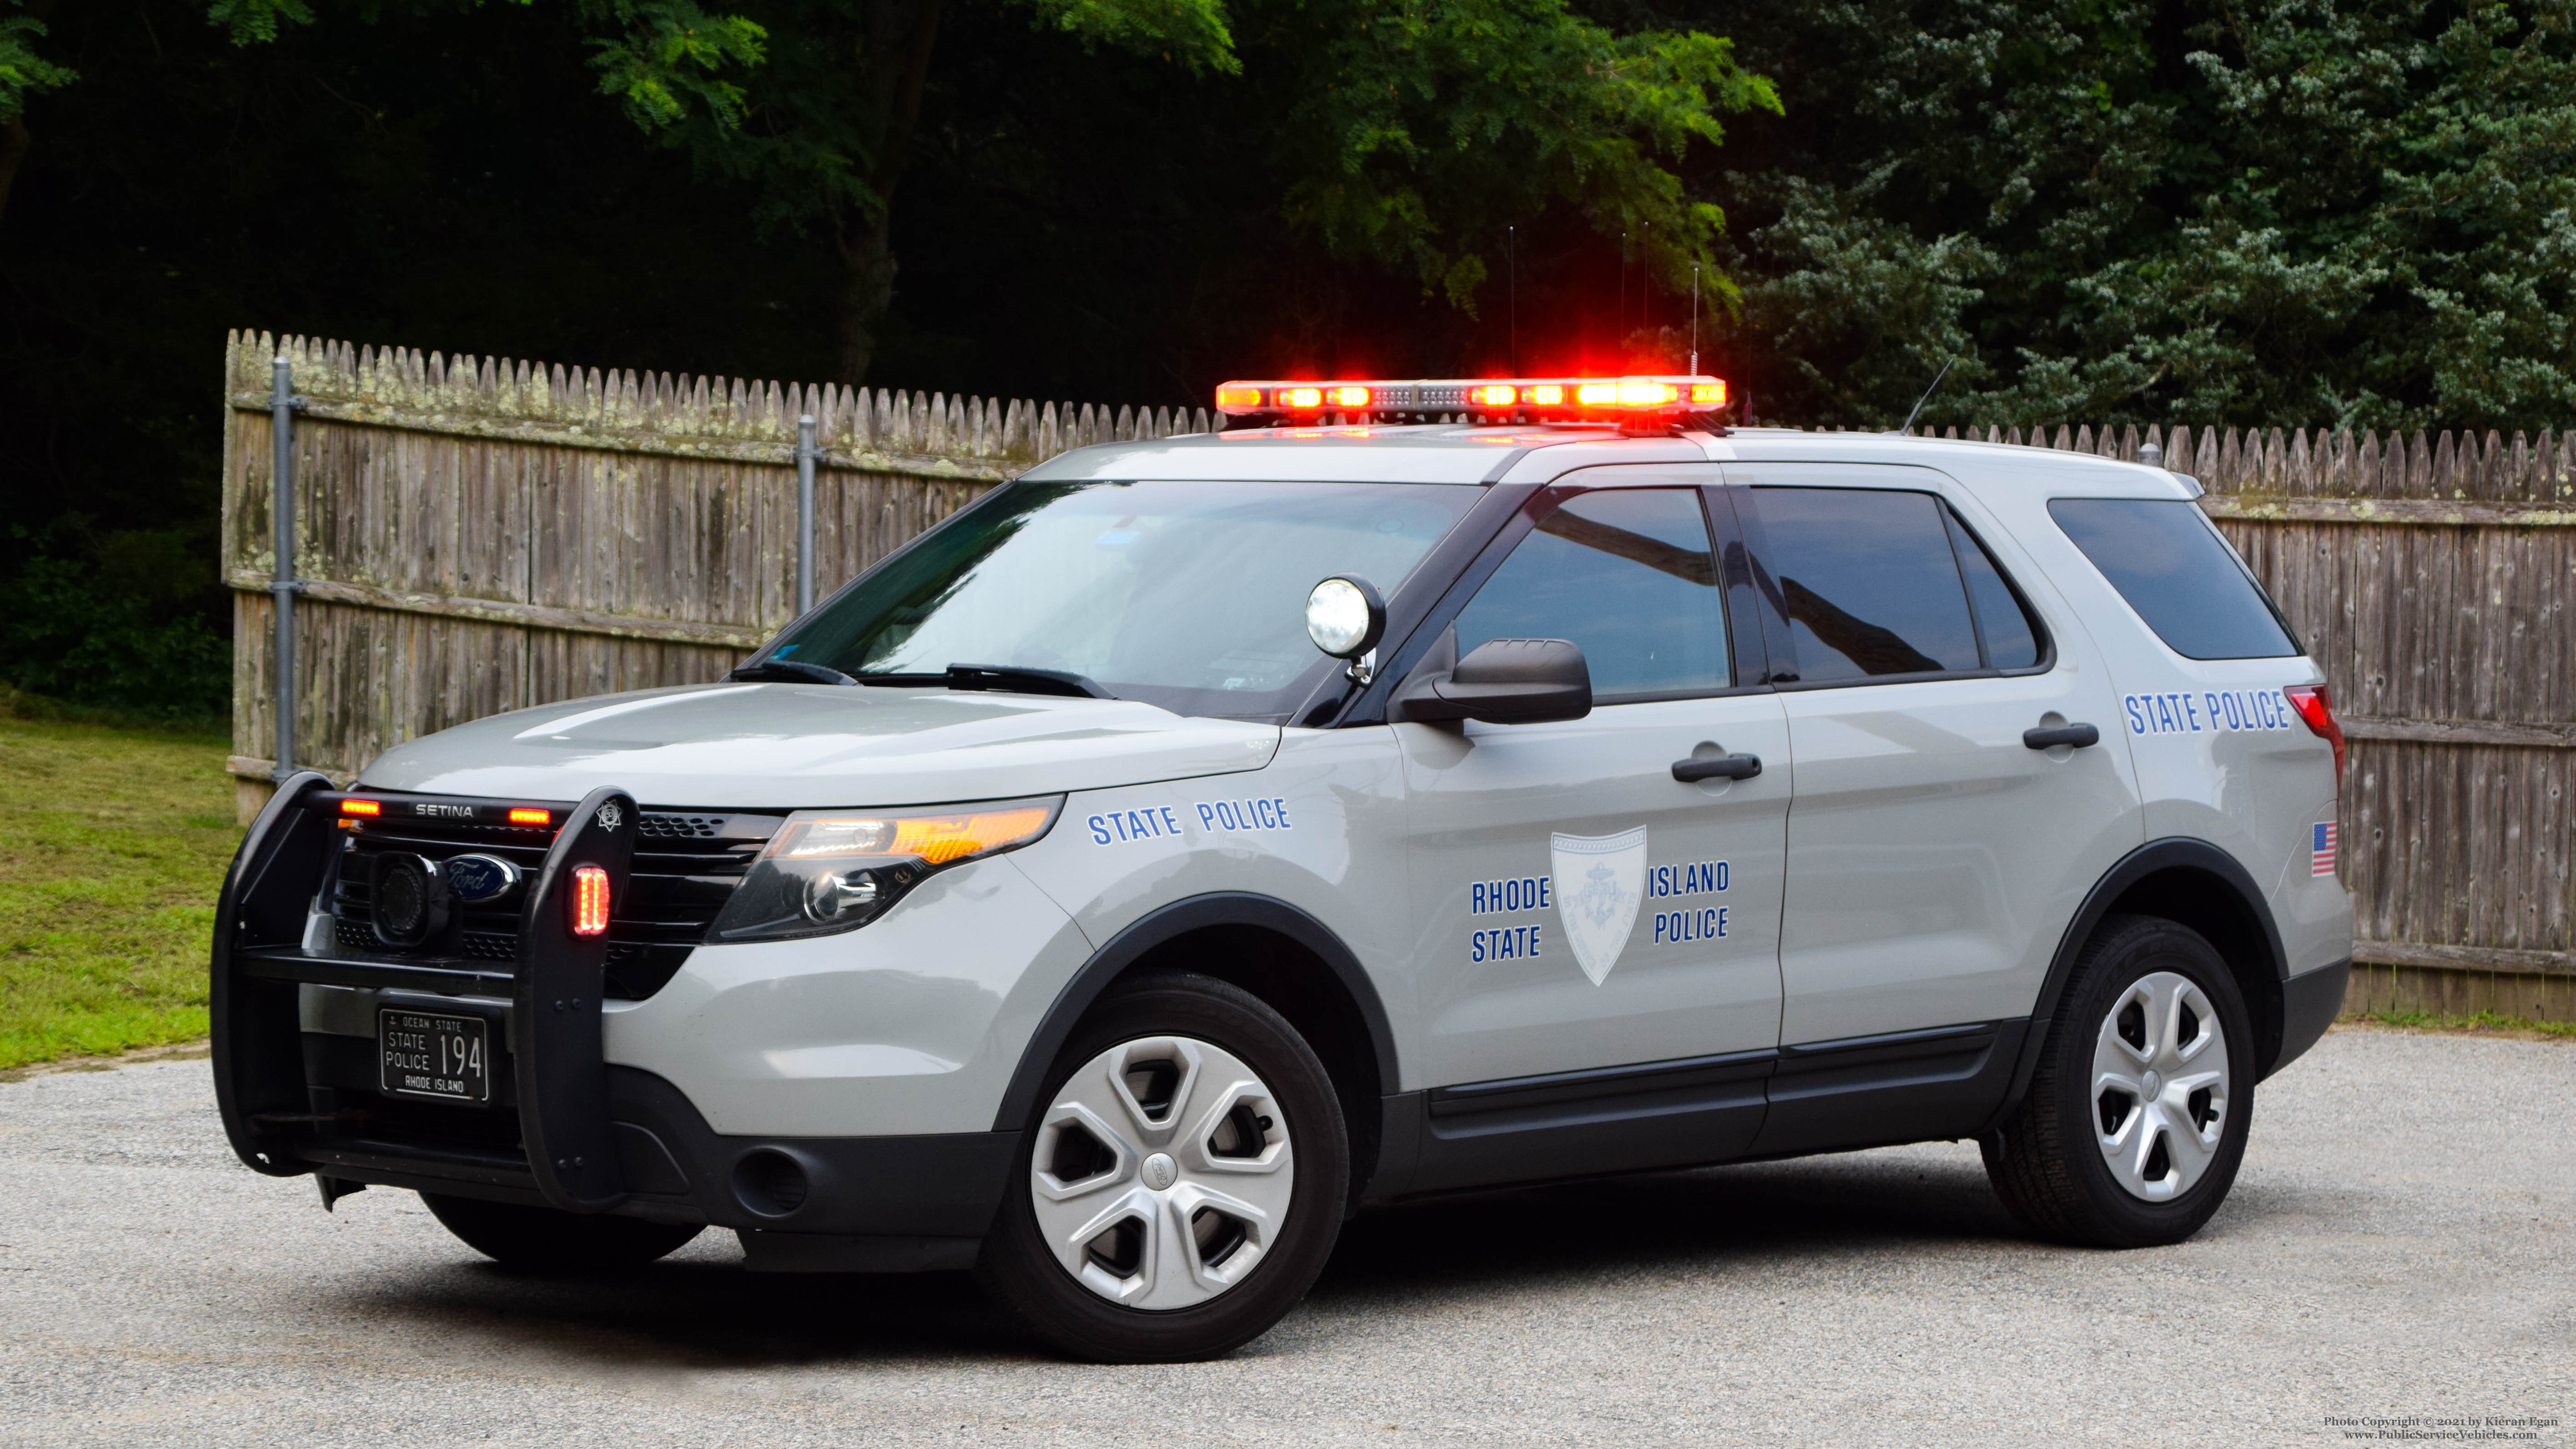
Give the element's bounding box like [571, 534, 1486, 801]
[1214, 375, 1726, 423]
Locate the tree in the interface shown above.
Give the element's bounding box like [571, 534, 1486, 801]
[654, 0, 1774, 380]
[0, 0, 75, 226]
[1678, 0, 2576, 431]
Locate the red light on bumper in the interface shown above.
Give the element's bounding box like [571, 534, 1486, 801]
[2284, 684, 2346, 784]
[508, 807, 551, 826]
[569, 864, 611, 937]
[339, 799, 381, 817]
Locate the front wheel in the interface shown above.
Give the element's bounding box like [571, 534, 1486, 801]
[1983, 914, 2255, 1248]
[976, 972, 1349, 1363]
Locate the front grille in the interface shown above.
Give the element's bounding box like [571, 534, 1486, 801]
[326, 807, 780, 999]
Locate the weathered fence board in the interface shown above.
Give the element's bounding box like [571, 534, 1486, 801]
[223, 334, 2576, 1022]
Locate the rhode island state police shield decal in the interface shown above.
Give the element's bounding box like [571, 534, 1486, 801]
[1551, 827, 1647, 986]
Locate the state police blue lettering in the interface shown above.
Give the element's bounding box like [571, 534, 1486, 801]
[2123, 689, 2294, 735]
[1086, 806, 1185, 845]
[1470, 924, 1544, 962]
[1469, 877, 1552, 914]
[1195, 797, 1293, 833]
[1648, 861, 1727, 897]
[1653, 907, 1728, 943]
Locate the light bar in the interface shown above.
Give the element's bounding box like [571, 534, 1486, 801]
[1214, 375, 1726, 422]
[507, 807, 551, 826]
[340, 799, 381, 817]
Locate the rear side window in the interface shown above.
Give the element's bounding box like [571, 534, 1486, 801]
[1745, 488, 1984, 682]
[1455, 488, 1729, 696]
[2048, 499, 2298, 660]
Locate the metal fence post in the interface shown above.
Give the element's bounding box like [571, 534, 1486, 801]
[269, 356, 305, 782]
[795, 413, 818, 616]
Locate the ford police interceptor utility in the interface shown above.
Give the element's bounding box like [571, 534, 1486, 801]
[212, 374, 2352, 1363]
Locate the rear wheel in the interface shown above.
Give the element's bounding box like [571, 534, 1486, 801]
[976, 972, 1349, 1363]
[421, 1192, 703, 1271]
[1983, 914, 2254, 1247]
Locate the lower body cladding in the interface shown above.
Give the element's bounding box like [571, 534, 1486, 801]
[1365, 1019, 2030, 1199]
[294, 1002, 1017, 1273]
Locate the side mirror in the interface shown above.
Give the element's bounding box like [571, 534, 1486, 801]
[1306, 576, 1386, 659]
[1393, 636, 1592, 725]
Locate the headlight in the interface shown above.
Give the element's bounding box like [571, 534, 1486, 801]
[705, 797, 1063, 943]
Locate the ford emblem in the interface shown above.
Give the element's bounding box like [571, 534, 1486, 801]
[441, 853, 522, 904]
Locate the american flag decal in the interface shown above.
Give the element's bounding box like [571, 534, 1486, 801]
[2311, 821, 2338, 877]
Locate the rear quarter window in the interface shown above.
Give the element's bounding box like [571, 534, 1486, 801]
[2047, 498, 2298, 660]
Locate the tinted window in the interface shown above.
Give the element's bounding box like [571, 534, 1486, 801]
[1455, 489, 1728, 696]
[1946, 509, 2042, 669]
[1748, 488, 1980, 681]
[2048, 498, 2298, 660]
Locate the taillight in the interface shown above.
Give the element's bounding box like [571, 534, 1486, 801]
[2284, 684, 2346, 785]
[568, 864, 611, 937]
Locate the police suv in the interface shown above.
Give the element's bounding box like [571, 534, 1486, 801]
[213, 375, 2352, 1363]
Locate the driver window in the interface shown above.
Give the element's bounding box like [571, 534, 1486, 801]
[1453, 488, 1729, 698]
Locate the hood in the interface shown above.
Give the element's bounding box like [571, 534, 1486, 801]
[357, 682, 1283, 809]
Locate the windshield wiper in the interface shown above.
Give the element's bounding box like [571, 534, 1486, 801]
[849, 664, 1116, 699]
[945, 664, 1117, 699]
[725, 659, 857, 686]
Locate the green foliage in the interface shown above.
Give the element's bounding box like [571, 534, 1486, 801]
[576, 0, 769, 128]
[1020, 0, 1240, 73]
[1704, 0, 2576, 431]
[205, 0, 319, 45]
[1268, 0, 1776, 313]
[0, 0, 76, 121]
[0, 543, 229, 728]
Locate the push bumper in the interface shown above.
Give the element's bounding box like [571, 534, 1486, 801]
[211, 774, 1015, 1265]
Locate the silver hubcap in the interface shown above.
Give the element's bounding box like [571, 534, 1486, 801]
[2093, 971, 2231, 1202]
[1029, 1035, 1295, 1308]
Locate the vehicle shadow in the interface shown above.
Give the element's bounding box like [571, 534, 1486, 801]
[330, 1145, 2035, 1371]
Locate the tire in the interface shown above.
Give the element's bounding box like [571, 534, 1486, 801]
[976, 971, 1349, 1363]
[1982, 914, 2256, 1248]
[420, 1192, 704, 1271]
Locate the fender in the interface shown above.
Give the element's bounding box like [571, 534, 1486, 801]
[990, 892, 1400, 1133]
[1985, 836, 2289, 1132]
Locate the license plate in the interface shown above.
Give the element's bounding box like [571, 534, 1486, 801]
[377, 1008, 492, 1104]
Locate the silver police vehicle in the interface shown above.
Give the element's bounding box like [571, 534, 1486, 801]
[213, 375, 2352, 1363]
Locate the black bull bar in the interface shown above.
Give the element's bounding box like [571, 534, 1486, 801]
[212, 772, 640, 1213]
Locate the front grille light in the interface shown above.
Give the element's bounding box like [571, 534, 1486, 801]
[569, 864, 612, 937]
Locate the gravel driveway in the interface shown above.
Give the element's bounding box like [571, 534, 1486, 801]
[2, 1028, 2568, 1447]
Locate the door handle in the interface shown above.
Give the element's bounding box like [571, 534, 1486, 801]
[2023, 723, 2100, 750]
[1673, 754, 1763, 783]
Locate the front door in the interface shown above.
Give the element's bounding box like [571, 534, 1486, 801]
[1396, 477, 1790, 1096]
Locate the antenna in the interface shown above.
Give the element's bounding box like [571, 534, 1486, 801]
[1690, 264, 1700, 376]
[1508, 225, 1518, 375]
[1617, 229, 1628, 344]
[1898, 355, 1957, 435]
[1640, 222, 1651, 345]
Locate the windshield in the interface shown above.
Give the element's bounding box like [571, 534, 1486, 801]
[767, 478, 1482, 719]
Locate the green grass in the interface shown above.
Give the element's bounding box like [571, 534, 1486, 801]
[2351, 1008, 2576, 1041]
[0, 711, 239, 1070]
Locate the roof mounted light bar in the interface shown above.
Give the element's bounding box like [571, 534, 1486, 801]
[1214, 375, 1728, 424]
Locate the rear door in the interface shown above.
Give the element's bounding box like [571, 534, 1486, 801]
[1723, 465, 2144, 1137]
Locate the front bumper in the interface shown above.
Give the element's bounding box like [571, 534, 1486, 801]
[212, 774, 1015, 1261]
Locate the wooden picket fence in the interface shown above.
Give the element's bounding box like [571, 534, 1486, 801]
[220, 332, 2576, 1023]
